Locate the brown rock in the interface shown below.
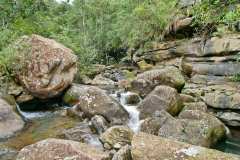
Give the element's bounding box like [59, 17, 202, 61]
[16, 138, 110, 160]
[138, 85, 183, 119]
[0, 98, 24, 139]
[131, 132, 240, 160]
[63, 84, 129, 124]
[100, 126, 134, 150]
[12, 34, 77, 99]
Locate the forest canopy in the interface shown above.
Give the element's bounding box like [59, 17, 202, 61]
[0, 0, 239, 73]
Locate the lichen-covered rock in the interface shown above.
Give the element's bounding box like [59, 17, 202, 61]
[63, 84, 129, 124]
[138, 85, 183, 119]
[112, 145, 132, 160]
[16, 138, 110, 160]
[131, 132, 240, 160]
[141, 110, 225, 147]
[0, 98, 24, 139]
[141, 110, 174, 135]
[100, 126, 134, 150]
[11, 34, 77, 99]
[203, 91, 240, 110]
[160, 111, 226, 147]
[132, 66, 185, 95]
[182, 102, 208, 112]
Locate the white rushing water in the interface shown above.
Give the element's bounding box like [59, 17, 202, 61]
[111, 91, 141, 133]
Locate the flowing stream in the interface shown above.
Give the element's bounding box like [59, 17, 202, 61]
[0, 90, 240, 157]
[111, 91, 141, 133]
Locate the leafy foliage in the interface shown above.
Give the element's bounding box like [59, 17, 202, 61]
[191, 0, 240, 33]
[0, 0, 177, 71]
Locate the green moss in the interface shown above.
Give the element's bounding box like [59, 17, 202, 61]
[63, 91, 79, 106]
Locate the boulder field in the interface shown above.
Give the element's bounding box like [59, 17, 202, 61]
[2, 32, 240, 160]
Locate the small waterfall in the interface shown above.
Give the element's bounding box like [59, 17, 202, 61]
[111, 92, 141, 133]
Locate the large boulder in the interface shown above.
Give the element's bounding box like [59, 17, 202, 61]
[131, 132, 240, 160]
[11, 34, 77, 99]
[203, 91, 240, 110]
[141, 110, 226, 147]
[16, 138, 110, 160]
[63, 84, 129, 124]
[138, 85, 183, 119]
[162, 111, 225, 147]
[0, 98, 24, 139]
[100, 126, 134, 150]
[132, 66, 185, 96]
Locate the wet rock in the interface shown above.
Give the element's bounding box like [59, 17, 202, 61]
[63, 84, 129, 124]
[91, 115, 109, 134]
[216, 112, 240, 127]
[16, 138, 110, 160]
[0, 148, 18, 160]
[11, 34, 77, 99]
[60, 121, 102, 148]
[120, 92, 140, 105]
[131, 132, 240, 160]
[0, 98, 25, 139]
[138, 85, 183, 119]
[133, 66, 185, 93]
[100, 126, 134, 150]
[112, 145, 132, 160]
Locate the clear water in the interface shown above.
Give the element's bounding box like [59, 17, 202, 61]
[0, 108, 79, 151]
[214, 128, 240, 155]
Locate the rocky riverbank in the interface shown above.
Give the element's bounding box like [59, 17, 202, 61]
[1, 17, 240, 160]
